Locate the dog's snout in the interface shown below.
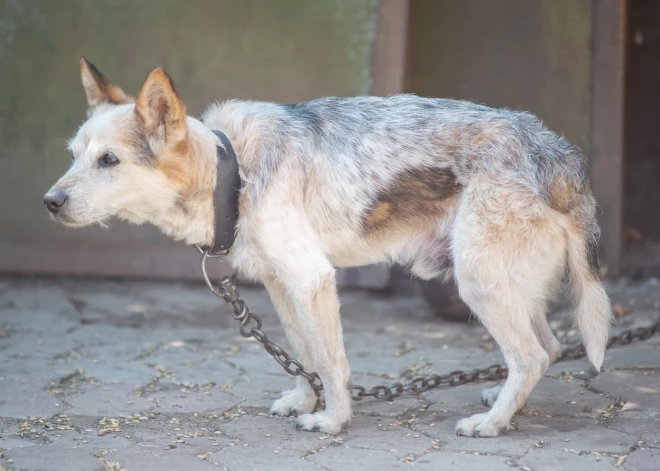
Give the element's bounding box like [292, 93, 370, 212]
[43, 190, 68, 214]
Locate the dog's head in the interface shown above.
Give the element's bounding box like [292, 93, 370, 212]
[43, 58, 193, 228]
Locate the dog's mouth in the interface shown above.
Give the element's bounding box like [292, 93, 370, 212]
[49, 211, 81, 227]
[48, 210, 109, 228]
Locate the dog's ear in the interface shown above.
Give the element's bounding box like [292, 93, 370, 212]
[80, 57, 133, 108]
[135, 68, 188, 144]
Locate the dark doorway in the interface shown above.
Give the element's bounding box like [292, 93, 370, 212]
[623, 0, 660, 274]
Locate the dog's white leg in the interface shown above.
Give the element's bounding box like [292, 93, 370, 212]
[482, 310, 562, 408]
[452, 185, 566, 437]
[532, 312, 563, 363]
[255, 209, 351, 434]
[480, 384, 504, 408]
[292, 271, 352, 434]
[264, 277, 318, 416]
[455, 283, 549, 437]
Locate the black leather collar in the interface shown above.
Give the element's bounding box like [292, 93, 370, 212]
[204, 130, 241, 255]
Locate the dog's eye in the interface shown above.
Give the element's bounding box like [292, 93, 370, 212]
[100, 153, 119, 167]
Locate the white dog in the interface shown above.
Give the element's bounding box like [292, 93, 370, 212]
[44, 59, 612, 436]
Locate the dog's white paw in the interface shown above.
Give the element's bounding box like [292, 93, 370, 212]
[295, 411, 349, 434]
[481, 385, 503, 408]
[270, 388, 317, 417]
[455, 413, 510, 438]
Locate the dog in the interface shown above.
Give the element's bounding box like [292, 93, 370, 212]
[44, 58, 611, 437]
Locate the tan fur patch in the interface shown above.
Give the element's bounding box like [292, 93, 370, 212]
[366, 202, 392, 228]
[546, 177, 584, 214]
[363, 167, 462, 236]
[135, 68, 188, 144]
[105, 84, 134, 105]
[80, 57, 133, 106]
[158, 147, 190, 190]
[131, 68, 200, 195]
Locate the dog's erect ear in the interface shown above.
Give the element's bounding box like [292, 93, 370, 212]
[80, 57, 133, 108]
[135, 68, 188, 144]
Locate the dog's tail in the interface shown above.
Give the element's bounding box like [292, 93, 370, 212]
[563, 194, 612, 371]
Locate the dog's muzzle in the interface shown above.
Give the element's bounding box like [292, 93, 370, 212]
[43, 189, 68, 214]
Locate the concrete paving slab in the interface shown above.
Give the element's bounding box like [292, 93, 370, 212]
[518, 448, 620, 471]
[589, 370, 660, 412]
[623, 448, 660, 471]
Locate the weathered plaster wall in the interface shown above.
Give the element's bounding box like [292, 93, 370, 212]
[407, 0, 592, 154]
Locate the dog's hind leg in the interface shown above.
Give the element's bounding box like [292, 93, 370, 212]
[456, 290, 549, 437]
[265, 277, 319, 417]
[532, 311, 563, 364]
[480, 310, 562, 408]
[482, 292, 564, 409]
[453, 184, 566, 437]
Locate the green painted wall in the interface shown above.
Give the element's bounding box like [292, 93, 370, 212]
[0, 0, 377, 274]
[0, 0, 598, 281]
[408, 0, 592, 155]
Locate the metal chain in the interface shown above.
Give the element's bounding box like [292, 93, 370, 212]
[200, 250, 660, 402]
[199, 250, 323, 397]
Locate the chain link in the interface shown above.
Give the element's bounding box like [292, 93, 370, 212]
[200, 250, 660, 402]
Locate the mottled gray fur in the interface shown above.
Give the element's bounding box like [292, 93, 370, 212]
[207, 95, 598, 278]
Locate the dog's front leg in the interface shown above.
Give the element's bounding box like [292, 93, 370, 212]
[264, 276, 319, 416]
[254, 208, 351, 433]
[291, 270, 351, 434]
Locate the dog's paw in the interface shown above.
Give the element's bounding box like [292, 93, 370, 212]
[295, 411, 349, 434]
[455, 413, 510, 438]
[480, 385, 503, 408]
[270, 388, 317, 417]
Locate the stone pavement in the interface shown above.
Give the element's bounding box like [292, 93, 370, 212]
[0, 276, 659, 471]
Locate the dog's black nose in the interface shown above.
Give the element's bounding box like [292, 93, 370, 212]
[43, 190, 68, 214]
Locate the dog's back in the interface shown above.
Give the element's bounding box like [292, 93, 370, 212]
[206, 94, 590, 215]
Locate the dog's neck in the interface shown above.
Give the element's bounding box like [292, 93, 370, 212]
[147, 101, 279, 249]
[147, 118, 234, 248]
